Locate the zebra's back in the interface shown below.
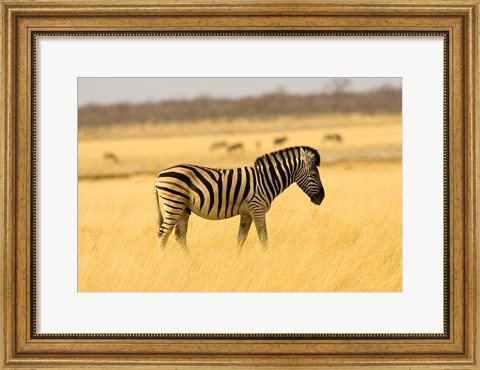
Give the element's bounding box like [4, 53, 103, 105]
[156, 164, 255, 220]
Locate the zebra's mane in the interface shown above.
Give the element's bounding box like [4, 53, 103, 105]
[254, 146, 320, 167]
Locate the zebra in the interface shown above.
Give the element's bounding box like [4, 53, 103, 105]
[210, 141, 227, 151]
[154, 146, 325, 252]
[103, 152, 120, 164]
[274, 136, 288, 146]
[227, 142, 244, 152]
[323, 133, 342, 143]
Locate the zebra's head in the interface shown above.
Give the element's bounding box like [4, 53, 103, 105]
[295, 147, 325, 205]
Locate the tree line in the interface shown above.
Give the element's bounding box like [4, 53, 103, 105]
[78, 86, 401, 128]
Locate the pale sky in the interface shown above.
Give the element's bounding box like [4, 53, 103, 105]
[78, 77, 401, 107]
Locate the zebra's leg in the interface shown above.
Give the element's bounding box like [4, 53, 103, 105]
[157, 204, 187, 249]
[236, 213, 252, 253]
[252, 213, 268, 250]
[175, 209, 191, 250]
[155, 190, 169, 249]
[157, 222, 175, 249]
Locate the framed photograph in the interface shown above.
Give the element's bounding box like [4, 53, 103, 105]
[1, 1, 478, 368]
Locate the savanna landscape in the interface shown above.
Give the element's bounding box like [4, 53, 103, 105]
[78, 80, 402, 292]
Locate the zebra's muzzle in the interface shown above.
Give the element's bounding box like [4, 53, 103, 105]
[310, 188, 325, 205]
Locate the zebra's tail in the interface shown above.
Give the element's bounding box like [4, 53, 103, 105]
[154, 186, 163, 229]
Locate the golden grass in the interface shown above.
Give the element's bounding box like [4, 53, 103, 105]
[78, 160, 402, 292]
[78, 114, 402, 292]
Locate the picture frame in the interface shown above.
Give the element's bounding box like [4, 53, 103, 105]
[1, 0, 478, 368]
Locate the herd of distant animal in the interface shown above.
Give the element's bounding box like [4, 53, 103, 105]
[102, 133, 343, 166]
[210, 136, 290, 152]
[209, 133, 342, 153]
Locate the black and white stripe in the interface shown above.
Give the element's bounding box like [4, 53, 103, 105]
[155, 146, 324, 251]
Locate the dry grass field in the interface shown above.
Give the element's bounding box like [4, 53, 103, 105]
[78, 113, 402, 292]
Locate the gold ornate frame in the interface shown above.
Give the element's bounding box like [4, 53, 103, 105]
[1, 0, 478, 368]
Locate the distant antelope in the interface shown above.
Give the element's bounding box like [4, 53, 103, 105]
[227, 142, 244, 152]
[103, 152, 120, 164]
[274, 136, 288, 146]
[323, 133, 342, 143]
[210, 141, 227, 151]
[154, 146, 325, 251]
